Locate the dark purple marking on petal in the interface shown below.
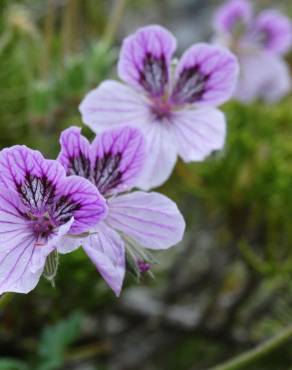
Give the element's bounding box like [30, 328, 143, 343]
[139, 52, 168, 97]
[67, 153, 91, 178]
[17, 177, 82, 240]
[58, 127, 92, 178]
[117, 25, 176, 96]
[90, 127, 145, 196]
[251, 25, 287, 53]
[53, 195, 81, 225]
[171, 44, 239, 106]
[171, 66, 209, 104]
[16, 172, 56, 212]
[0, 146, 66, 213]
[250, 10, 292, 55]
[92, 152, 122, 195]
[252, 29, 269, 47]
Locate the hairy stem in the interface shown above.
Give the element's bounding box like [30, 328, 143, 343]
[208, 325, 292, 370]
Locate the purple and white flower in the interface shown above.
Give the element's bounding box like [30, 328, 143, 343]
[57, 126, 185, 296]
[79, 25, 239, 189]
[213, 0, 292, 103]
[0, 146, 107, 295]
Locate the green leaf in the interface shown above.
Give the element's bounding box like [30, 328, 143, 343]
[0, 358, 28, 370]
[37, 312, 82, 370]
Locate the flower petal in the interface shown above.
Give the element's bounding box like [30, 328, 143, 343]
[252, 10, 292, 55]
[0, 187, 43, 294]
[82, 222, 125, 297]
[135, 123, 178, 190]
[55, 176, 107, 234]
[171, 107, 226, 162]
[90, 126, 145, 195]
[0, 145, 66, 211]
[58, 126, 91, 178]
[0, 188, 32, 252]
[54, 234, 83, 254]
[171, 43, 239, 106]
[0, 237, 41, 295]
[107, 192, 185, 250]
[118, 25, 177, 97]
[79, 80, 150, 133]
[235, 52, 291, 103]
[214, 0, 252, 34]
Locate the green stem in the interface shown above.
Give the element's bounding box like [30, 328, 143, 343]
[102, 0, 127, 46]
[237, 239, 269, 274]
[208, 325, 292, 370]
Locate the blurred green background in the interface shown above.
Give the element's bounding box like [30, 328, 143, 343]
[1, 0, 292, 369]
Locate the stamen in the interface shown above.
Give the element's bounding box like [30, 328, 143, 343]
[150, 98, 172, 120]
[29, 212, 56, 241]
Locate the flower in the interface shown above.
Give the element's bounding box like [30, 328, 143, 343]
[57, 126, 185, 296]
[79, 25, 239, 190]
[0, 146, 107, 295]
[213, 0, 292, 103]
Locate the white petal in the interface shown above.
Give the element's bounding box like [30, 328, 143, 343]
[235, 52, 291, 103]
[107, 192, 185, 250]
[79, 80, 150, 133]
[171, 107, 226, 162]
[0, 187, 43, 294]
[135, 123, 178, 190]
[83, 223, 125, 296]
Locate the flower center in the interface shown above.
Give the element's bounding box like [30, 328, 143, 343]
[150, 98, 172, 120]
[28, 212, 56, 240]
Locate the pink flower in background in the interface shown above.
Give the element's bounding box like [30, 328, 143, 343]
[0, 146, 107, 295]
[79, 25, 239, 190]
[57, 126, 185, 296]
[214, 0, 252, 34]
[214, 0, 292, 103]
